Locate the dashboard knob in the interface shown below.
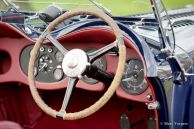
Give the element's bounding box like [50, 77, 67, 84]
[53, 68, 64, 81]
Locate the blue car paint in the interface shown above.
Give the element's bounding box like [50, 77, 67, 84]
[172, 67, 194, 129]
[148, 77, 170, 129]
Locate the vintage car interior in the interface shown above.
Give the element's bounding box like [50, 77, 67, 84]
[0, 0, 194, 129]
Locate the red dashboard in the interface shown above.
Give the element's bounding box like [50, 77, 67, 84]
[0, 23, 156, 103]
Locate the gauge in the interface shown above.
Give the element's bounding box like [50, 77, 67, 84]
[38, 54, 53, 73]
[121, 59, 148, 95]
[55, 51, 64, 62]
[53, 68, 64, 81]
[82, 48, 107, 84]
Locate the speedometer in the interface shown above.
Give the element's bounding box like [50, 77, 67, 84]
[121, 59, 148, 95]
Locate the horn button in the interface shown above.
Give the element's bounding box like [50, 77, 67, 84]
[62, 49, 89, 78]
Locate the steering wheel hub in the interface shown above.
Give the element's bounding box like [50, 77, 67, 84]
[62, 49, 88, 78]
[67, 56, 78, 69]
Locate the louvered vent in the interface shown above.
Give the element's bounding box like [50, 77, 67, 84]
[173, 19, 194, 28]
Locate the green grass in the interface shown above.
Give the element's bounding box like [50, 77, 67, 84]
[14, 0, 194, 16]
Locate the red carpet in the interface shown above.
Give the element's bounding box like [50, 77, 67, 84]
[24, 89, 154, 129]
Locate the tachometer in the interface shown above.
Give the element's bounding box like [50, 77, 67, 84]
[121, 59, 148, 95]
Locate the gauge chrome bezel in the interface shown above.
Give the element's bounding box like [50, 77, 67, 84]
[121, 58, 148, 95]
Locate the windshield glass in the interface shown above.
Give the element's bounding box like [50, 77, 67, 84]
[0, 0, 194, 16]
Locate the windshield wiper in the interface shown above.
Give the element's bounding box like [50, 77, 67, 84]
[2, 0, 19, 11]
[89, 0, 112, 16]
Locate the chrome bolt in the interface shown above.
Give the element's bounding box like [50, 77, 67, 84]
[78, 75, 83, 79]
[147, 93, 153, 101]
[48, 47, 53, 53]
[40, 47, 45, 52]
[86, 62, 91, 66]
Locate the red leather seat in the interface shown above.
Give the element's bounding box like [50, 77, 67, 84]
[0, 121, 23, 129]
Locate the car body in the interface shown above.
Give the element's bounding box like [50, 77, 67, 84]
[0, 0, 194, 129]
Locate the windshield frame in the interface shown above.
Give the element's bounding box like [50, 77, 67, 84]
[150, 0, 176, 53]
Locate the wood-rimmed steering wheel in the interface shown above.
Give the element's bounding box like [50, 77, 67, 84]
[28, 8, 126, 120]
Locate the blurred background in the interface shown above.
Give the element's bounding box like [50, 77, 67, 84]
[1, 0, 194, 16]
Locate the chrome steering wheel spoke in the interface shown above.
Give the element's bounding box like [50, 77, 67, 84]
[60, 78, 78, 111]
[88, 40, 117, 63]
[45, 32, 68, 55]
[57, 77, 78, 118]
